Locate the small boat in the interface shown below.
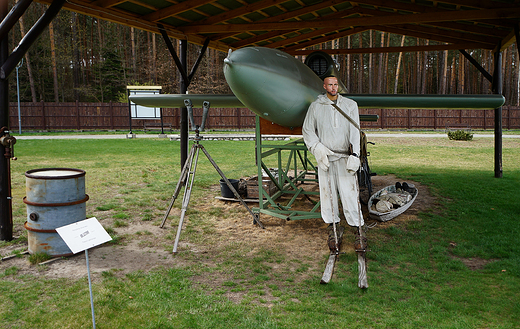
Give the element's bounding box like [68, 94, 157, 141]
[368, 184, 418, 222]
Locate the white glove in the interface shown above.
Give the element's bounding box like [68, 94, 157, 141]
[346, 155, 360, 174]
[312, 143, 334, 172]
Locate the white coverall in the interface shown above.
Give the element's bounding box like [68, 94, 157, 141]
[302, 94, 364, 227]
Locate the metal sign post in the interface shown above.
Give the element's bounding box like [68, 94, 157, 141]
[56, 217, 112, 329]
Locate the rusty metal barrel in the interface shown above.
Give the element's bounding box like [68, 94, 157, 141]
[24, 168, 89, 256]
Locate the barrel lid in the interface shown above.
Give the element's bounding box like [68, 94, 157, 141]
[25, 168, 86, 179]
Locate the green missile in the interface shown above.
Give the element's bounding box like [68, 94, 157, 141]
[130, 47, 505, 129]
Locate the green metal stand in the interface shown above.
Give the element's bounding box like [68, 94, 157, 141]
[253, 116, 322, 221]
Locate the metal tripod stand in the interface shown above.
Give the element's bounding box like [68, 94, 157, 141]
[160, 99, 263, 254]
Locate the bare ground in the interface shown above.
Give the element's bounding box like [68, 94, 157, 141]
[1, 174, 436, 282]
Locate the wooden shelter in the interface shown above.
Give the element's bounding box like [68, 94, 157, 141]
[1, 0, 519, 240]
[33, 0, 520, 54]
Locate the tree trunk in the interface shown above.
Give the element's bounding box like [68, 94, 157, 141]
[458, 52, 464, 94]
[383, 35, 390, 93]
[377, 32, 384, 93]
[358, 34, 363, 93]
[97, 18, 104, 102]
[120, 24, 127, 81]
[516, 52, 520, 106]
[72, 13, 80, 100]
[346, 36, 351, 92]
[440, 49, 448, 94]
[450, 56, 456, 94]
[402, 51, 408, 93]
[48, 21, 59, 102]
[17, 3, 37, 103]
[394, 35, 406, 94]
[131, 27, 136, 78]
[147, 31, 151, 82]
[421, 40, 429, 94]
[152, 32, 157, 84]
[368, 31, 373, 94]
[338, 37, 345, 91]
[81, 15, 88, 85]
[503, 49, 510, 102]
[416, 38, 421, 93]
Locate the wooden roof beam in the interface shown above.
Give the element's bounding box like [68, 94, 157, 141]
[424, 21, 510, 38]
[378, 25, 494, 49]
[191, 0, 290, 26]
[354, 0, 438, 14]
[390, 23, 500, 46]
[287, 42, 493, 56]
[212, 3, 360, 45]
[432, 0, 520, 10]
[91, 0, 126, 8]
[259, 9, 368, 48]
[39, 0, 230, 52]
[497, 22, 520, 52]
[280, 27, 369, 51]
[261, 0, 353, 23]
[50, 1, 167, 33]
[204, 0, 356, 42]
[359, 0, 511, 33]
[141, 0, 215, 22]
[351, 7, 503, 44]
[228, 30, 295, 48]
[179, 7, 520, 33]
[267, 28, 338, 49]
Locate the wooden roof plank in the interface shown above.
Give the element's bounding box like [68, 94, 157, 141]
[32, 0, 520, 54]
[288, 42, 498, 55]
[211, 1, 357, 46]
[193, 0, 290, 26]
[279, 26, 369, 51]
[390, 24, 501, 46]
[141, 0, 216, 22]
[92, 0, 128, 8]
[179, 7, 520, 33]
[378, 25, 494, 49]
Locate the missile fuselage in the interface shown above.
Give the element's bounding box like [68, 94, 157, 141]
[224, 47, 324, 128]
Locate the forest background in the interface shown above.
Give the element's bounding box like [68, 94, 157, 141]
[6, 0, 520, 106]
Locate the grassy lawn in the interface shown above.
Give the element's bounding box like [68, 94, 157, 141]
[1, 134, 519, 328]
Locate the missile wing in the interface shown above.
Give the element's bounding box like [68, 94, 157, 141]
[130, 47, 505, 129]
[130, 94, 243, 109]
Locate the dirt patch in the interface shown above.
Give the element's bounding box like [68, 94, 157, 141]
[452, 256, 495, 270]
[1, 174, 435, 287]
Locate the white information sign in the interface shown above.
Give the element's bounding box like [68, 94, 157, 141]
[128, 88, 162, 119]
[56, 217, 112, 254]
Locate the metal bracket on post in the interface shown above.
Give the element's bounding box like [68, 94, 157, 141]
[0, 127, 16, 160]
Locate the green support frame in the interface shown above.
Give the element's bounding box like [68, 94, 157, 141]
[253, 116, 322, 221]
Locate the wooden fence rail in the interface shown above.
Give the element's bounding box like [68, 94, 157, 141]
[9, 101, 520, 132]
